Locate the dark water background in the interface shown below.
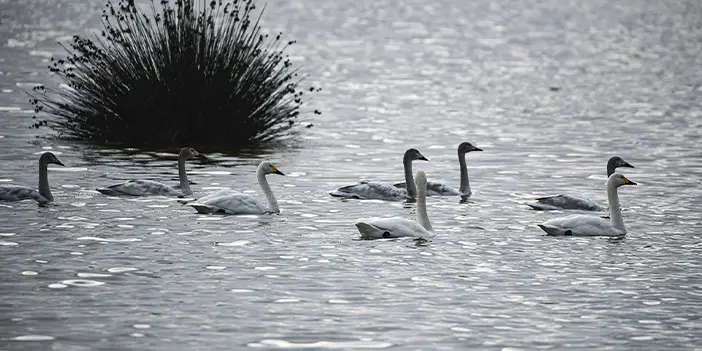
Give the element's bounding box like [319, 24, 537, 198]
[0, 0, 701, 349]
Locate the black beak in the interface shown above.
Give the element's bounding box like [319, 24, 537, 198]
[621, 162, 634, 168]
[274, 170, 285, 176]
[627, 180, 637, 185]
[55, 160, 65, 167]
[473, 147, 483, 152]
[418, 155, 429, 161]
[196, 153, 209, 161]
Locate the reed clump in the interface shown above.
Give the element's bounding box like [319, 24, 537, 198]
[29, 0, 320, 148]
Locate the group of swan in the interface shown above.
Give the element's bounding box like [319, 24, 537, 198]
[1, 145, 638, 239]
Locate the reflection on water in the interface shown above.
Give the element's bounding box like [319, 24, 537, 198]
[1, 0, 702, 349]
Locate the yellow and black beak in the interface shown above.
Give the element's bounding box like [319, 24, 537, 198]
[272, 166, 285, 176]
[623, 176, 637, 185]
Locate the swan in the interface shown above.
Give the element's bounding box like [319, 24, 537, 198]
[0, 152, 64, 205]
[188, 161, 284, 214]
[537, 173, 636, 236]
[525, 156, 634, 211]
[355, 170, 434, 239]
[394, 141, 482, 196]
[329, 148, 428, 201]
[96, 147, 207, 197]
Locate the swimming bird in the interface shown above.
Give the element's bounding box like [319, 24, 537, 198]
[0, 152, 64, 205]
[525, 156, 634, 211]
[354, 170, 434, 239]
[96, 147, 207, 197]
[329, 148, 428, 201]
[188, 161, 284, 215]
[394, 141, 482, 197]
[537, 173, 636, 236]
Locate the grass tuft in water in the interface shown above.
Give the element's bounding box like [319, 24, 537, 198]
[28, 0, 321, 149]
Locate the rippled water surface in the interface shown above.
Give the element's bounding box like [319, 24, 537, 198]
[1, 0, 701, 349]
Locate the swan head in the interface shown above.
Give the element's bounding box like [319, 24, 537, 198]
[404, 148, 429, 162]
[458, 142, 483, 154]
[608, 156, 634, 170]
[259, 161, 285, 176]
[40, 152, 64, 167]
[608, 173, 637, 187]
[180, 147, 208, 160]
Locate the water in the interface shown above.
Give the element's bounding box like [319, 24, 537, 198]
[1, 0, 701, 349]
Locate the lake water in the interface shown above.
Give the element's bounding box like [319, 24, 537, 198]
[1, 0, 701, 349]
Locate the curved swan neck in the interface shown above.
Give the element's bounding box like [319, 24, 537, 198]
[606, 162, 616, 177]
[458, 151, 471, 195]
[416, 183, 432, 231]
[606, 181, 625, 233]
[403, 156, 417, 199]
[257, 167, 279, 213]
[38, 158, 52, 201]
[178, 155, 192, 196]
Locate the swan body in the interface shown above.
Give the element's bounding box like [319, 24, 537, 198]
[188, 161, 284, 215]
[0, 152, 64, 204]
[526, 156, 634, 211]
[97, 147, 206, 197]
[394, 142, 482, 196]
[330, 148, 428, 201]
[355, 170, 434, 239]
[537, 173, 636, 237]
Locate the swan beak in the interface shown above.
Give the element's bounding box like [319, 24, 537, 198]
[196, 153, 209, 161]
[473, 147, 483, 152]
[623, 177, 637, 185]
[418, 154, 429, 161]
[54, 159, 65, 167]
[621, 161, 634, 168]
[272, 166, 285, 176]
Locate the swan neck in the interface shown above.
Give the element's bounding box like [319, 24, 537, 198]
[458, 152, 471, 195]
[416, 185, 432, 231]
[178, 156, 192, 196]
[403, 157, 416, 199]
[257, 168, 279, 213]
[38, 159, 52, 201]
[607, 182, 625, 233]
[606, 163, 616, 177]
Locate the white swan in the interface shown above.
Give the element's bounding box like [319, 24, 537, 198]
[329, 148, 428, 201]
[188, 161, 284, 214]
[0, 152, 64, 205]
[526, 156, 634, 211]
[537, 173, 636, 236]
[394, 142, 482, 197]
[355, 170, 434, 239]
[96, 147, 206, 197]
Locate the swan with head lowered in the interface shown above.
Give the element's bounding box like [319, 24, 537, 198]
[526, 156, 634, 211]
[537, 173, 636, 236]
[394, 142, 482, 197]
[355, 170, 434, 239]
[188, 161, 284, 215]
[329, 148, 428, 201]
[0, 152, 64, 205]
[96, 147, 207, 197]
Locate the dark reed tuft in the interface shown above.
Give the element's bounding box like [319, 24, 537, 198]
[29, 0, 320, 149]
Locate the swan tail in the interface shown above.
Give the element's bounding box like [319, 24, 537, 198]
[328, 190, 363, 199]
[524, 202, 561, 210]
[188, 203, 219, 214]
[96, 188, 123, 196]
[537, 224, 571, 236]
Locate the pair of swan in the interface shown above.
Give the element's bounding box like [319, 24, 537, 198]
[355, 170, 434, 239]
[96, 147, 285, 215]
[525, 156, 634, 211]
[537, 173, 637, 236]
[0, 152, 64, 205]
[331, 142, 482, 201]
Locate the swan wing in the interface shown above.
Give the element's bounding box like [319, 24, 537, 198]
[190, 193, 266, 215]
[97, 179, 181, 197]
[538, 214, 621, 236]
[355, 217, 429, 239]
[0, 185, 50, 204]
[330, 181, 409, 201]
[526, 194, 606, 211]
